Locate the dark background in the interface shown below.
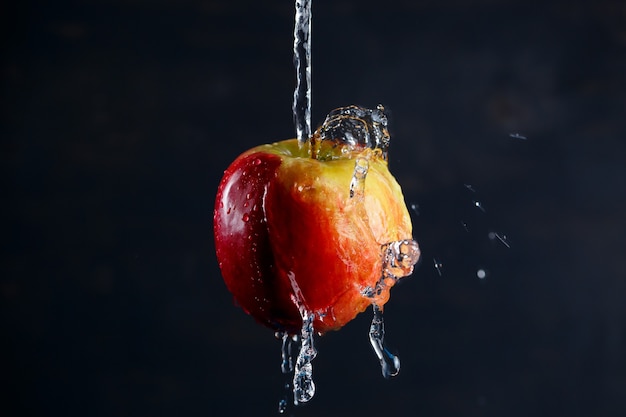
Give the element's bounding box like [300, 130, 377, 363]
[3, 1, 626, 416]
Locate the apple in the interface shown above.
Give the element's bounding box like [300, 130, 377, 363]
[213, 106, 419, 334]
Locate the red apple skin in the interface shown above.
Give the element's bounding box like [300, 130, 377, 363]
[214, 139, 414, 334]
[214, 151, 301, 332]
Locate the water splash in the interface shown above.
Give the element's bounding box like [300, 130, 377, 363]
[316, 104, 390, 159]
[293, 309, 317, 404]
[293, 0, 312, 143]
[361, 239, 420, 302]
[369, 304, 401, 378]
[382, 240, 421, 281]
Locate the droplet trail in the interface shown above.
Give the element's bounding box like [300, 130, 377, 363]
[464, 184, 477, 193]
[489, 232, 511, 248]
[433, 258, 443, 276]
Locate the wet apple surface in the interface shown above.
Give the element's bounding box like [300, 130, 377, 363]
[214, 106, 420, 335]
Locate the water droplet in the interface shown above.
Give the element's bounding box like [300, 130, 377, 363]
[242, 213, 250, 222]
[349, 157, 369, 199]
[369, 304, 400, 378]
[509, 132, 527, 140]
[253, 158, 262, 165]
[461, 220, 470, 232]
[477, 269, 487, 279]
[473, 200, 486, 213]
[410, 203, 420, 216]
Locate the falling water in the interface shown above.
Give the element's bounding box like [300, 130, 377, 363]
[284, 270, 317, 405]
[369, 304, 401, 378]
[293, 0, 312, 143]
[293, 309, 317, 404]
[363, 240, 420, 377]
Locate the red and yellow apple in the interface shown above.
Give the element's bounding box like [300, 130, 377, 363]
[214, 128, 417, 334]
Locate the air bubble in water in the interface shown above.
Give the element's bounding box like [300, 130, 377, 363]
[369, 304, 400, 378]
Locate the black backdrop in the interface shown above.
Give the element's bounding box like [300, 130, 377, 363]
[3, 1, 626, 416]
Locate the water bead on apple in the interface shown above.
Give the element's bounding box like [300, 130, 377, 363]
[212, 0, 421, 410]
